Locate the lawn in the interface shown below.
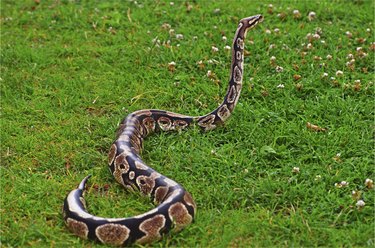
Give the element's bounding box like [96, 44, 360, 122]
[1, 0, 374, 247]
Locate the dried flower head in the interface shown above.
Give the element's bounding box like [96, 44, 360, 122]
[293, 10, 301, 19]
[168, 61, 176, 72]
[335, 70, 344, 77]
[306, 122, 327, 132]
[292, 167, 300, 173]
[197, 60, 204, 70]
[308, 11, 316, 21]
[351, 190, 361, 200]
[365, 178, 374, 189]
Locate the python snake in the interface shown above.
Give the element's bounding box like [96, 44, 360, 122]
[63, 15, 263, 246]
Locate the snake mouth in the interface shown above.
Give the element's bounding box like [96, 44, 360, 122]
[249, 14, 264, 26]
[240, 14, 264, 28]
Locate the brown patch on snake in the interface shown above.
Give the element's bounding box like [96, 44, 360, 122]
[136, 172, 160, 196]
[137, 214, 166, 244]
[129, 134, 142, 153]
[66, 218, 89, 239]
[154, 186, 169, 204]
[142, 117, 156, 135]
[95, 223, 130, 246]
[233, 66, 242, 83]
[197, 114, 216, 131]
[157, 116, 172, 131]
[183, 191, 196, 215]
[113, 153, 130, 185]
[173, 119, 189, 129]
[236, 37, 244, 49]
[134, 109, 153, 117]
[236, 51, 242, 61]
[168, 202, 193, 231]
[227, 85, 237, 104]
[217, 104, 231, 122]
[108, 144, 117, 166]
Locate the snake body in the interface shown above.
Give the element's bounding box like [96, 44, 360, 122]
[63, 15, 263, 246]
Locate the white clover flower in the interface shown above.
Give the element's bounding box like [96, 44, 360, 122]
[224, 45, 231, 51]
[292, 167, 300, 173]
[308, 11, 316, 21]
[322, 72, 329, 77]
[313, 34, 320, 40]
[270, 56, 276, 62]
[169, 29, 175, 36]
[347, 53, 354, 59]
[175, 34, 184, 39]
[222, 36, 227, 42]
[340, 181, 349, 187]
[275, 66, 283, 73]
[169, 2, 174, 6]
[206, 70, 213, 77]
[306, 43, 313, 49]
[161, 23, 171, 29]
[326, 54, 332, 60]
[192, 36, 198, 40]
[265, 29, 271, 34]
[313, 33, 320, 40]
[336, 70, 344, 77]
[315, 175, 322, 181]
[269, 44, 276, 49]
[356, 200, 365, 210]
[277, 84, 285, 89]
[211, 46, 219, 53]
[274, 28, 280, 33]
[213, 8, 220, 14]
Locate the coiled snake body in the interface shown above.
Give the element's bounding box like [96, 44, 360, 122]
[63, 15, 263, 246]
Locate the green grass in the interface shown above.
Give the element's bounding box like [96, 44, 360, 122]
[1, 0, 374, 247]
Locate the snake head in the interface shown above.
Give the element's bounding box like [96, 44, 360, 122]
[240, 14, 264, 29]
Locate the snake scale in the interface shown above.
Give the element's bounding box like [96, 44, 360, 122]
[63, 15, 263, 246]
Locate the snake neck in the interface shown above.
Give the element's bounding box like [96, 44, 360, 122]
[196, 18, 261, 131]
